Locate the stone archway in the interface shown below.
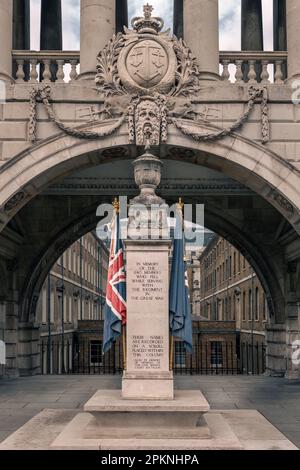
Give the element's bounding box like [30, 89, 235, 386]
[0, 123, 300, 234]
[0, 125, 300, 378]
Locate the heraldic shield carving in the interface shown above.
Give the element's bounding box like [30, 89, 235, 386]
[95, 3, 201, 146]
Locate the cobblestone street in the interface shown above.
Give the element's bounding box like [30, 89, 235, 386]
[0, 375, 299, 449]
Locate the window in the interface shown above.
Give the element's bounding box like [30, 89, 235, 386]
[263, 293, 268, 321]
[211, 341, 223, 368]
[255, 287, 259, 321]
[233, 296, 236, 321]
[50, 290, 55, 323]
[233, 252, 236, 276]
[242, 291, 246, 321]
[69, 296, 72, 323]
[42, 287, 47, 324]
[248, 289, 252, 321]
[90, 340, 102, 366]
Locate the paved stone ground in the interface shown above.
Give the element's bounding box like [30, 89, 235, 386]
[0, 375, 299, 449]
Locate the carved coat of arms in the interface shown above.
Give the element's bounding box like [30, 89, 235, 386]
[95, 3, 201, 147]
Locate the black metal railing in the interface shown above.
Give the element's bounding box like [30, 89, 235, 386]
[40, 339, 266, 376]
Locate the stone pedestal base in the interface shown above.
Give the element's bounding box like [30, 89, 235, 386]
[122, 372, 174, 400]
[1, 399, 298, 450]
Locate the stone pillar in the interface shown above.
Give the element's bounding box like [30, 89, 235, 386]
[13, 0, 30, 80]
[116, 0, 128, 33]
[0, 301, 6, 377]
[274, 0, 287, 79]
[4, 297, 19, 377]
[79, 0, 115, 80]
[40, 0, 62, 81]
[285, 317, 300, 380]
[286, 0, 300, 80]
[241, 0, 263, 51]
[40, 0, 62, 50]
[174, 0, 184, 39]
[0, 0, 13, 82]
[184, 0, 220, 81]
[18, 323, 40, 377]
[241, 0, 263, 82]
[265, 324, 287, 377]
[13, 0, 30, 49]
[274, 0, 287, 51]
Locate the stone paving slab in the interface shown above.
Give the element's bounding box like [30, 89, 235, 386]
[0, 375, 299, 448]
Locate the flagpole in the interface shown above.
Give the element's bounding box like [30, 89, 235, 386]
[122, 324, 127, 370]
[112, 197, 127, 371]
[169, 198, 185, 371]
[169, 335, 174, 371]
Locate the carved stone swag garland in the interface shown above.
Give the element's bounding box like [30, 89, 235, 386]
[27, 28, 269, 145]
[28, 84, 269, 145]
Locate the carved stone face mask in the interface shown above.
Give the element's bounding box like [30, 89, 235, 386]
[135, 100, 161, 146]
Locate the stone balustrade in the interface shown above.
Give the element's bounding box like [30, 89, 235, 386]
[12, 50, 287, 85]
[220, 51, 288, 84]
[12, 50, 80, 83]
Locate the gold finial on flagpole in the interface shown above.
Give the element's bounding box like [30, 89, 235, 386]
[112, 197, 120, 213]
[178, 197, 184, 211]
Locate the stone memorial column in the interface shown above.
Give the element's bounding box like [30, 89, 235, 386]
[184, 0, 220, 81]
[79, 0, 115, 79]
[0, 0, 13, 82]
[122, 149, 173, 400]
[286, 0, 300, 80]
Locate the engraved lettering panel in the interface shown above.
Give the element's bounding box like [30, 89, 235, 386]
[126, 247, 169, 372]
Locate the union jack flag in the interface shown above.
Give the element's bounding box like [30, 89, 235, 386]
[102, 209, 126, 353]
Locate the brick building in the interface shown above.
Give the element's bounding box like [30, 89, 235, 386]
[197, 235, 268, 373]
[37, 231, 109, 373]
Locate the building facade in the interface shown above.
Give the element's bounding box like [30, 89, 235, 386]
[37, 231, 109, 374]
[197, 235, 268, 373]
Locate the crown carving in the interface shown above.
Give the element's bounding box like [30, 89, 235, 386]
[131, 3, 164, 35]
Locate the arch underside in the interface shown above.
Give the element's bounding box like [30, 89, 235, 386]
[0, 124, 299, 326]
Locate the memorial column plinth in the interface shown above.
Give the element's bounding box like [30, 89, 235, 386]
[122, 240, 173, 400]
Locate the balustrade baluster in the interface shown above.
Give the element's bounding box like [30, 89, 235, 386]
[235, 59, 244, 84]
[56, 59, 65, 83]
[29, 59, 39, 82]
[275, 60, 284, 84]
[42, 59, 51, 82]
[16, 59, 25, 82]
[247, 60, 258, 83]
[260, 60, 270, 84]
[221, 59, 230, 82]
[69, 60, 78, 82]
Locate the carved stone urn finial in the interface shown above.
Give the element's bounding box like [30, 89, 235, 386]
[131, 147, 165, 206]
